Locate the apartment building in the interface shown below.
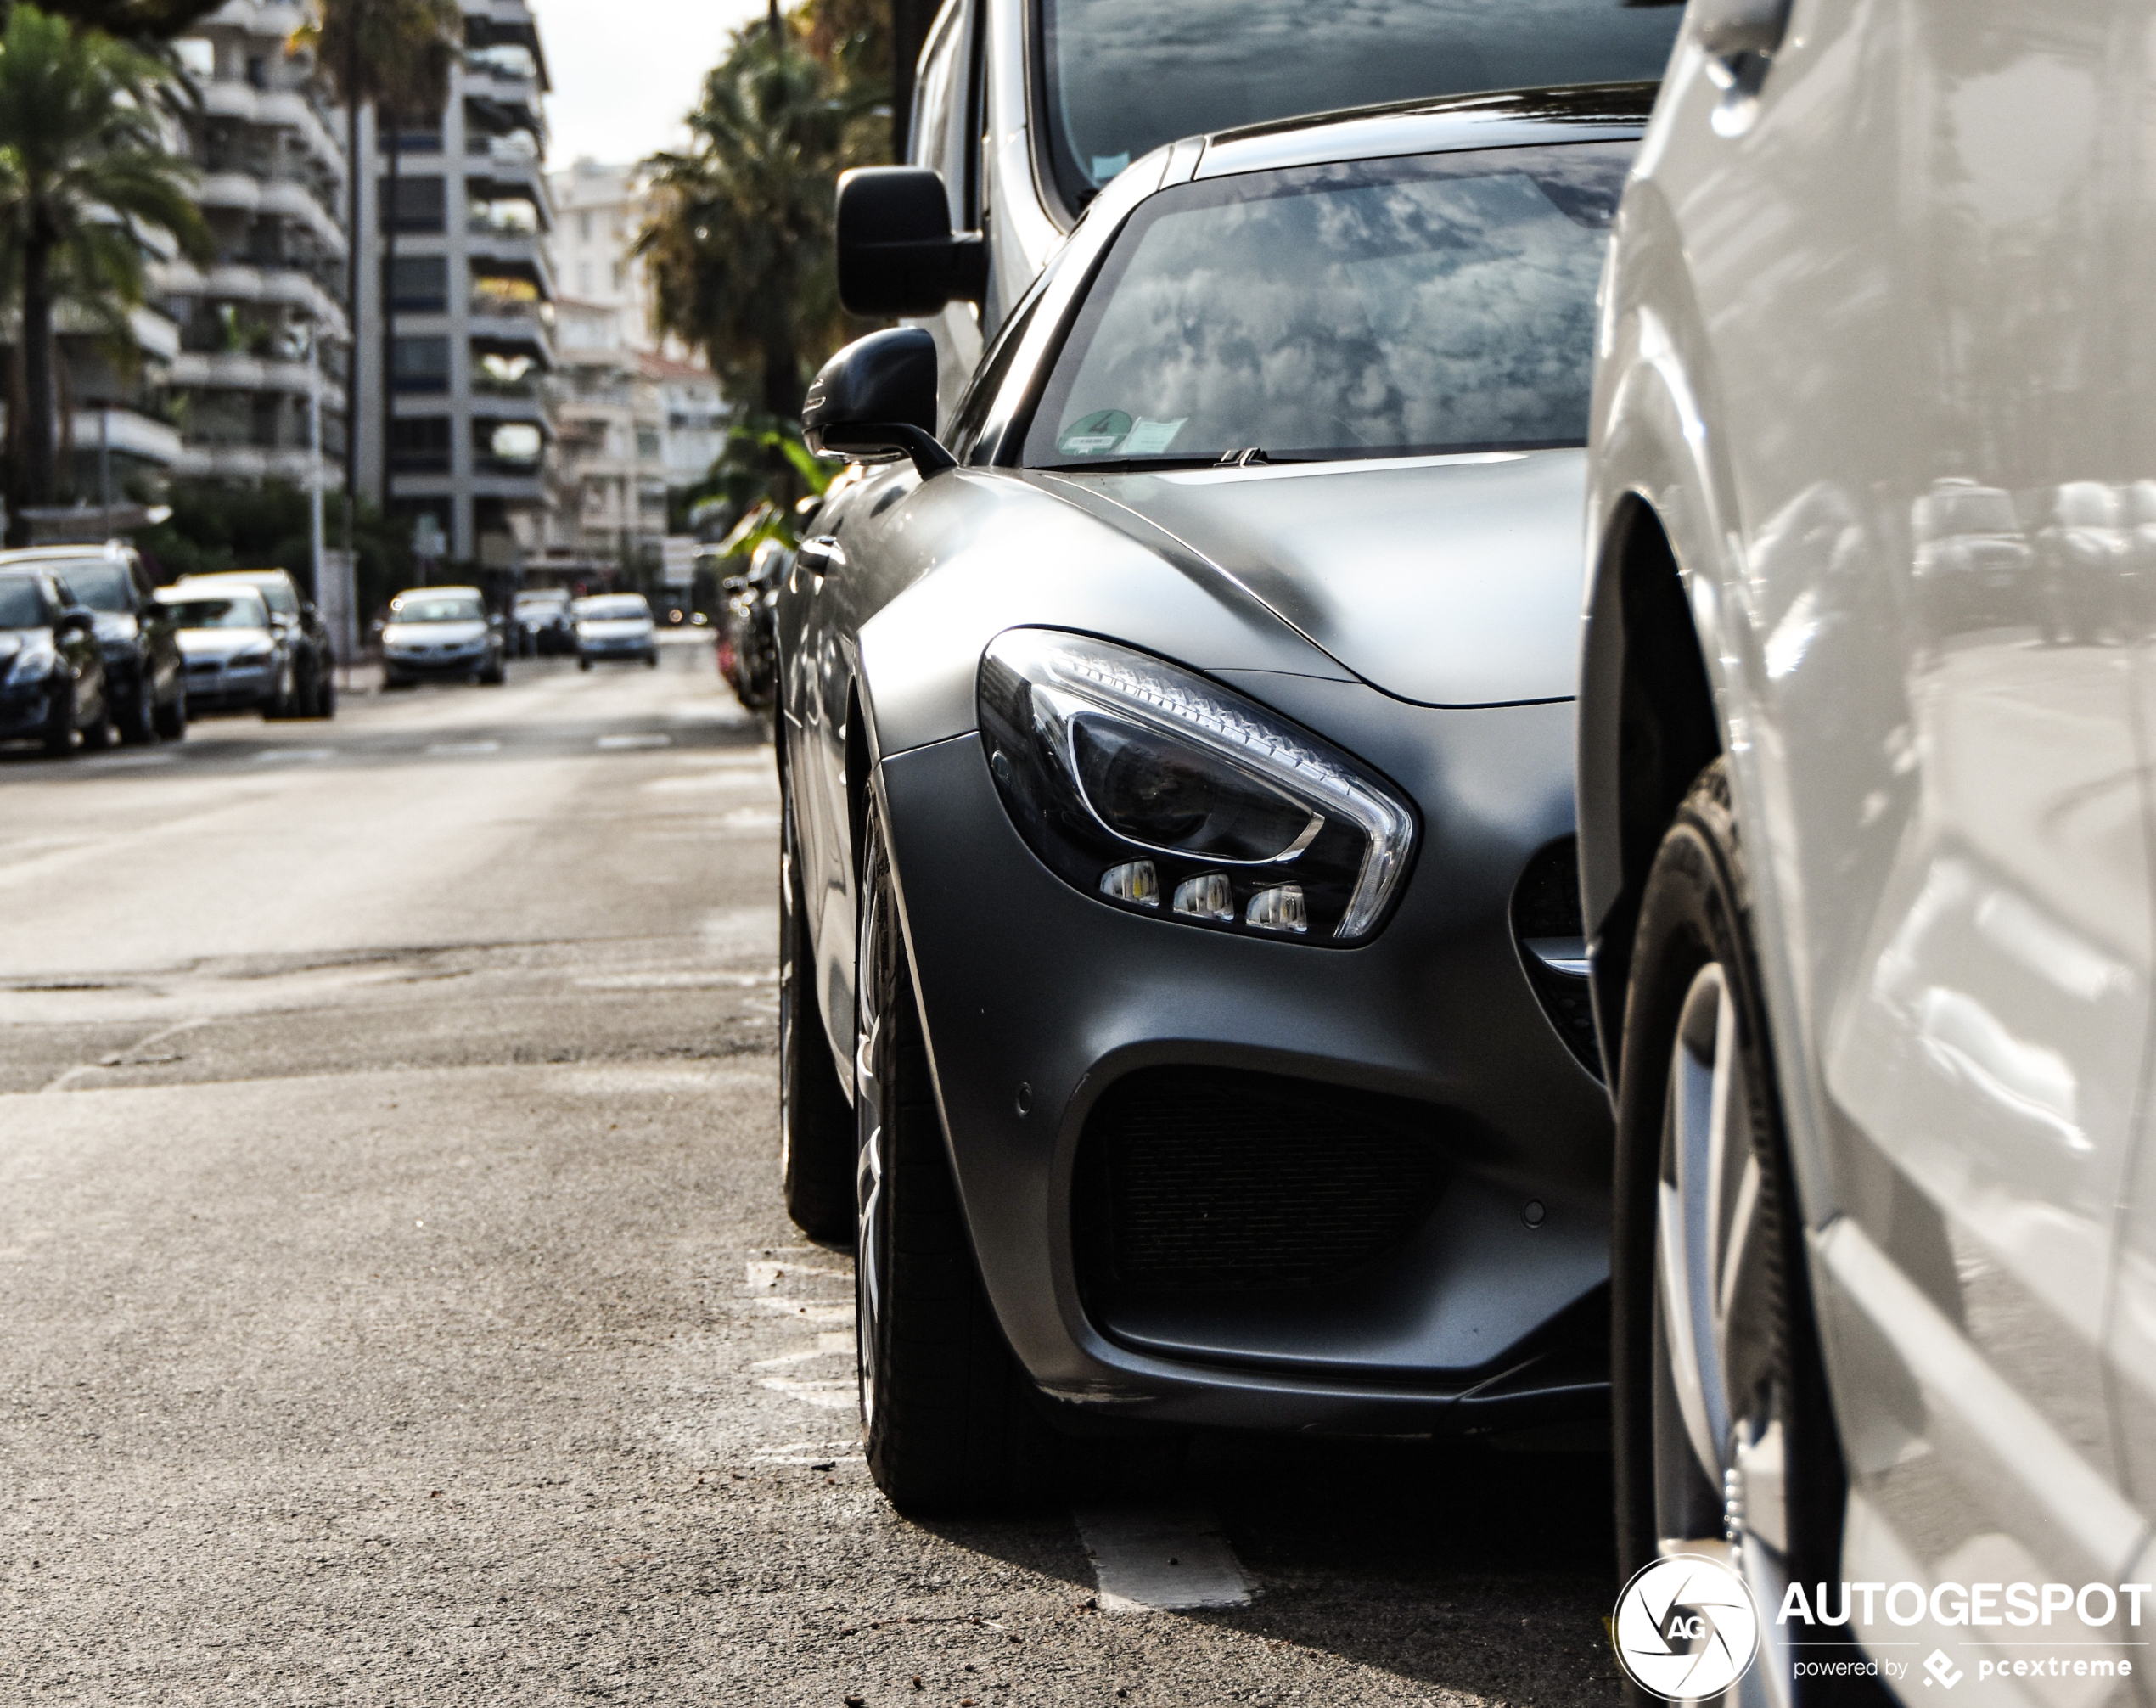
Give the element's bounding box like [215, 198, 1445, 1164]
[353, 0, 556, 572]
[542, 160, 727, 578]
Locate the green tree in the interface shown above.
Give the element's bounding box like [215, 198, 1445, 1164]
[636, 23, 867, 424]
[138, 478, 413, 619]
[302, 0, 458, 514]
[0, 3, 209, 543]
[0, 0, 226, 42]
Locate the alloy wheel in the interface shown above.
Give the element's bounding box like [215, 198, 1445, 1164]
[853, 870, 889, 1434]
[1655, 961, 1794, 1708]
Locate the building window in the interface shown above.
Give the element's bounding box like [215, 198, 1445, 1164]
[578, 211, 591, 242]
[610, 261, 624, 290]
[390, 255, 448, 312]
[391, 336, 451, 392]
[576, 261, 591, 295]
[383, 175, 446, 233]
[389, 414, 452, 473]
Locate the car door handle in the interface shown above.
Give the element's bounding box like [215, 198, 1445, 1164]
[797, 536, 845, 584]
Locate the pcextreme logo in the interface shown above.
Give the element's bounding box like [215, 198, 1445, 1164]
[1612, 1554, 1761, 1701]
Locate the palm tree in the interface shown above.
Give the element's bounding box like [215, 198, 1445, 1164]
[637, 25, 856, 423]
[304, 0, 457, 514]
[0, 3, 209, 543]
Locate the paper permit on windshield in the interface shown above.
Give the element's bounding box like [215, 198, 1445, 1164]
[1120, 417, 1187, 455]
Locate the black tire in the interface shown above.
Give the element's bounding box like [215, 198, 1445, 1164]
[117, 673, 158, 746]
[481, 661, 506, 687]
[779, 762, 856, 1240]
[314, 668, 335, 718]
[578, 657, 592, 672]
[1614, 759, 1869, 1705]
[383, 670, 410, 691]
[645, 651, 659, 669]
[41, 678, 75, 756]
[855, 792, 1058, 1514]
[79, 686, 116, 751]
[153, 686, 186, 742]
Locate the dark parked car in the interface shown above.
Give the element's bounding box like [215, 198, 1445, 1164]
[0, 543, 182, 744]
[513, 587, 575, 656]
[162, 583, 293, 716]
[181, 568, 334, 717]
[0, 565, 114, 756]
[779, 88, 1646, 1510]
[716, 537, 784, 713]
[379, 586, 507, 687]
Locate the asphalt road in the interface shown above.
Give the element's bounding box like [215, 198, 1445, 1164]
[0, 633, 1622, 1705]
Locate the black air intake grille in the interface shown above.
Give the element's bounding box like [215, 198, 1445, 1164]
[1512, 836, 1603, 1078]
[1076, 1068, 1451, 1294]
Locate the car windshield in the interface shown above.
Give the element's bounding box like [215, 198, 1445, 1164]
[50, 561, 132, 612]
[170, 595, 267, 630]
[579, 597, 649, 621]
[1037, 0, 1677, 205]
[514, 593, 565, 610]
[0, 577, 45, 628]
[390, 597, 485, 624]
[1027, 143, 1631, 469]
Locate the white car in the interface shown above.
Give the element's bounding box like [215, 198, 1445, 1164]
[574, 593, 657, 671]
[1581, 2, 2156, 1703]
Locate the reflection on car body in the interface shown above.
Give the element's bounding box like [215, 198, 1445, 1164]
[778, 86, 1655, 1512]
[162, 584, 290, 717]
[0, 565, 114, 755]
[0, 542, 184, 744]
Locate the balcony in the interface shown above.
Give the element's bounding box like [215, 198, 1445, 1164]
[176, 442, 344, 485]
[152, 258, 350, 342]
[196, 172, 346, 256]
[197, 81, 347, 180]
[167, 351, 345, 412]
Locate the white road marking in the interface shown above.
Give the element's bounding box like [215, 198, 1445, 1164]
[89, 751, 178, 767]
[1073, 1507, 1254, 1614]
[596, 733, 671, 750]
[757, 1374, 857, 1410]
[425, 740, 499, 756]
[252, 747, 336, 763]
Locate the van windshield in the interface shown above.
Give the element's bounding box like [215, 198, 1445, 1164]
[1026, 143, 1631, 469]
[1037, 0, 1679, 205]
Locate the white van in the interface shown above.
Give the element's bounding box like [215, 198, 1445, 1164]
[845, 0, 1686, 406]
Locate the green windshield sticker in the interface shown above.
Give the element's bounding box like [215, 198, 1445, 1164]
[1120, 417, 1187, 456]
[1058, 409, 1132, 456]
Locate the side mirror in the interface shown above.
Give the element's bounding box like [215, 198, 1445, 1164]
[300, 601, 319, 622]
[803, 328, 956, 480]
[836, 167, 988, 318]
[55, 605, 95, 635]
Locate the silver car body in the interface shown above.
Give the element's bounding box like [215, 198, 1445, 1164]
[1583, 0, 2156, 1692]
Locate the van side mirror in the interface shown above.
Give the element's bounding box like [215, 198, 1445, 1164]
[835, 167, 988, 317]
[802, 328, 956, 480]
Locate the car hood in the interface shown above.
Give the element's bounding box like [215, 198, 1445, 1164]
[177, 627, 272, 659]
[385, 620, 488, 645]
[1045, 449, 1587, 706]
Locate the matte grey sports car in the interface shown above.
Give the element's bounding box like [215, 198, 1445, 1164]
[778, 86, 1649, 1511]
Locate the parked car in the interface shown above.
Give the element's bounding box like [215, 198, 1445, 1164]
[0, 542, 183, 744]
[716, 537, 785, 714]
[0, 565, 113, 756]
[575, 593, 658, 670]
[1581, 2, 2156, 1696]
[513, 587, 575, 656]
[782, 87, 1651, 1512]
[379, 587, 506, 687]
[177, 568, 334, 718]
[160, 582, 291, 717]
[882, 0, 1682, 400]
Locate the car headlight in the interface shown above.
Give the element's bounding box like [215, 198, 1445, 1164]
[231, 642, 274, 665]
[6, 634, 57, 684]
[977, 630, 1416, 942]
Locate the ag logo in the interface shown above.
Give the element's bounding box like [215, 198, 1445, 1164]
[1612, 1554, 1761, 1701]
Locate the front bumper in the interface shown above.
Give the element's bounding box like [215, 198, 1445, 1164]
[385, 646, 490, 677]
[878, 680, 1612, 1436]
[579, 636, 655, 660]
[182, 660, 274, 711]
[0, 677, 59, 737]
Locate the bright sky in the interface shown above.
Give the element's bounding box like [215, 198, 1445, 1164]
[539, 0, 773, 170]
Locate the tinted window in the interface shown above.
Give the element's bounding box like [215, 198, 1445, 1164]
[0, 577, 46, 629]
[53, 561, 132, 612]
[390, 595, 485, 624]
[170, 596, 268, 630]
[1026, 143, 1630, 469]
[1037, 0, 1677, 205]
[579, 595, 651, 621]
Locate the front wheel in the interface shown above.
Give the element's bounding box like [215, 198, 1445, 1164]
[41, 678, 76, 756]
[1614, 759, 1860, 1707]
[118, 676, 158, 746]
[855, 791, 1056, 1514]
[153, 685, 186, 742]
[578, 657, 592, 672]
